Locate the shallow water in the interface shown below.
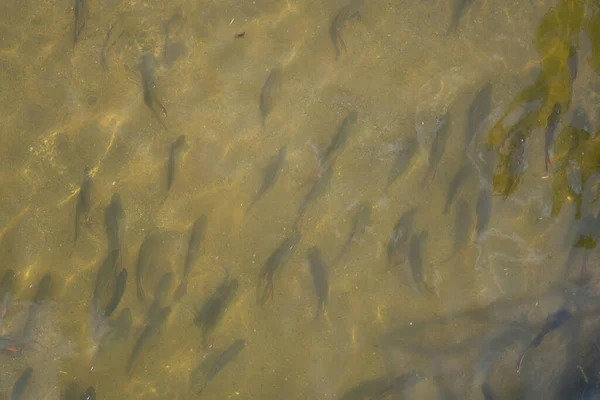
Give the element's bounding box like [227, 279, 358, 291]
[2, 0, 600, 399]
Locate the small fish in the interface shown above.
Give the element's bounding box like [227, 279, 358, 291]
[195, 276, 238, 347]
[174, 215, 208, 300]
[11, 367, 32, 400]
[386, 136, 419, 191]
[387, 208, 417, 267]
[425, 113, 451, 184]
[100, 22, 124, 69]
[105, 194, 125, 253]
[91, 250, 120, 333]
[329, 0, 364, 58]
[545, 103, 562, 171]
[140, 54, 168, 130]
[306, 247, 329, 320]
[81, 387, 96, 400]
[257, 231, 302, 305]
[444, 163, 473, 214]
[340, 373, 421, 400]
[476, 187, 492, 241]
[568, 45, 578, 84]
[0, 270, 15, 327]
[448, 0, 474, 34]
[103, 269, 127, 319]
[74, 166, 93, 244]
[408, 231, 430, 293]
[148, 273, 174, 322]
[167, 135, 186, 191]
[504, 132, 529, 197]
[333, 202, 371, 266]
[91, 308, 132, 372]
[190, 339, 245, 394]
[73, 0, 88, 46]
[465, 83, 492, 153]
[517, 308, 571, 373]
[566, 158, 583, 196]
[247, 147, 287, 211]
[259, 66, 282, 127]
[296, 163, 335, 226]
[21, 274, 52, 347]
[444, 199, 471, 261]
[320, 111, 358, 169]
[0, 336, 30, 352]
[127, 306, 171, 377]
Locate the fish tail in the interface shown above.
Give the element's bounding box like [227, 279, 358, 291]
[173, 281, 187, 302]
[545, 151, 552, 172]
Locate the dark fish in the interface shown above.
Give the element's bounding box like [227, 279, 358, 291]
[103, 268, 127, 319]
[256, 231, 302, 305]
[11, 367, 32, 400]
[73, 0, 88, 45]
[174, 215, 208, 300]
[0, 270, 15, 327]
[570, 107, 590, 133]
[321, 111, 358, 169]
[504, 132, 529, 197]
[425, 113, 451, 184]
[91, 249, 119, 333]
[465, 83, 492, 153]
[149, 273, 174, 322]
[568, 45, 578, 83]
[163, 7, 187, 64]
[448, 0, 474, 34]
[481, 383, 497, 400]
[195, 277, 238, 348]
[566, 158, 583, 196]
[127, 306, 171, 377]
[476, 187, 492, 241]
[74, 166, 93, 244]
[386, 136, 419, 191]
[333, 202, 371, 265]
[444, 163, 473, 214]
[91, 308, 132, 371]
[140, 54, 168, 130]
[296, 163, 335, 226]
[190, 339, 245, 394]
[65, 383, 82, 400]
[21, 274, 52, 346]
[373, 373, 422, 399]
[0, 336, 31, 352]
[517, 308, 571, 373]
[545, 103, 562, 171]
[306, 247, 329, 320]
[100, 22, 124, 69]
[135, 233, 153, 303]
[445, 199, 471, 260]
[167, 135, 186, 191]
[259, 66, 282, 127]
[105, 194, 125, 253]
[80, 387, 96, 400]
[387, 208, 417, 267]
[408, 231, 429, 292]
[339, 373, 421, 400]
[330, 0, 364, 59]
[247, 147, 287, 211]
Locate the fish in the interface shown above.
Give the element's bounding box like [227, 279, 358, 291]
[190, 339, 245, 394]
[566, 158, 583, 196]
[475, 187, 492, 241]
[65, 383, 82, 400]
[81, 387, 96, 400]
[74, 166, 93, 244]
[103, 269, 127, 319]
[544, 103, 562, 171]
[408, 231, 430, 293]
[387, 208, 417, 267]
[195, 276, 238, 348]
[11, 367, 32, 400]
[0, 270, 15, 328]
[259, 66, 282, 127]
[333, 202, 371, 266]
[167, 135, 186, 191]
[148, 273, 174, 322]
[504, 131, 529, 197]
[306, 247, 329, 320]
[330, 0, 364, 59]
[73, 0, 88, 46]
[247, 147, 287, 211]
[465, 83, 492, 153]
[105, 194, 125, 253]
[570, 107, 591, 133]
[481, 383, 497, 400]
[256, 230, 302, 305]
[163, 7, 187, 64]
[100, 22, 124, 69]
[140, 54, 168, 130]
[568, 45, 578, 84]
[295, 163, 335, 226]
[425, 113, 451, 184]
[339, 373, 421, 400]
[127, 306, 171, 377]
[320, 111, 358, 169]
[21, 273, 52, 348]
[386, 136, 419, 191]
[0, 336, 31, 352]
[443, 163, 473, 214]
[91, 249, 120, 334]
[174, 215, 208, 300]
[444, 199, 471, 261]
[517, 308, 571, 373]
[448, 0, 474, 34]
[91, 308, 132, 371]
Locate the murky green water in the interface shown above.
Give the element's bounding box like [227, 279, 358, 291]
[2, 0, 600, 399]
